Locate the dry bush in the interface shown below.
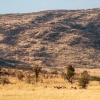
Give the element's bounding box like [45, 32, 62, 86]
[16, 71, 24, 81]
[43, 74, 49, 79]
[0, 76, 10, 85]
[0, 68, 10, 76]
[41, 70, 48, 74]
[25, 75, 35, 84]
[50, 70, 58, 74]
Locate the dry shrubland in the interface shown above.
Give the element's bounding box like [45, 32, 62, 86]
[0, 67, 100, 87]
[0, 67, 100, 100]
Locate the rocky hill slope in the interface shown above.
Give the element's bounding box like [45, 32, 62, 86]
[0, 8, 100, 68]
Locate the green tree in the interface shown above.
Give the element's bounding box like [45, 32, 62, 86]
[66, 64, 75, 84]
[78, 71, 90, 88]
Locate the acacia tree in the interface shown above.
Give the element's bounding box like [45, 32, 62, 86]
[78, 71, 90, 88]
[33, 64, 42, 82]
[65, 64, 75, 84]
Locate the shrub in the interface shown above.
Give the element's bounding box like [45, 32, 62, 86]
[25, 75, 35, 84]
[65, 64, 75, 84]
[78, 71, 90, 88]
[91, 76, 100, 82]
[51, 70, 58, 74]
[0, 76, 10, 85]
[16, 71, 24, 81]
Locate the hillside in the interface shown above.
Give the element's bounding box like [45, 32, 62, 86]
[0, 8, 100, 68]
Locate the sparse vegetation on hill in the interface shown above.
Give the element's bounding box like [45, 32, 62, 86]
[0, 8, 100, 68]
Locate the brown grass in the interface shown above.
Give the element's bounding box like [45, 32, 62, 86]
[0, 68, 100, 100]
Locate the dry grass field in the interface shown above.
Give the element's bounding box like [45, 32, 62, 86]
[0, 68, 100, 100]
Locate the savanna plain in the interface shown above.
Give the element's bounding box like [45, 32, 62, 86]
[0, 68, 100, 100]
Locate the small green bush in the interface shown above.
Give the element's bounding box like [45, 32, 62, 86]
[91, 76, 100, 82]
[78, 71, 90, 88]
